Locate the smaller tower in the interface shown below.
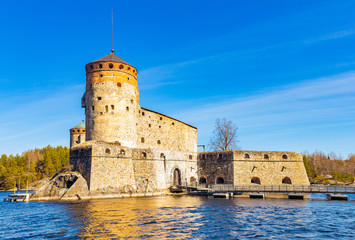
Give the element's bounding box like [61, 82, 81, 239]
[70, 121, 86, 148]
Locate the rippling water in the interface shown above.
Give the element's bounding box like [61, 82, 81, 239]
[0, 191, 354, 239]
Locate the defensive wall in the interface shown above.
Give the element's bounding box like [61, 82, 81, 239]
[198, 150, 310, 186]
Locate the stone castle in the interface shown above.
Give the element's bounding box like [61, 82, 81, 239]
[69, 51, 309, 196]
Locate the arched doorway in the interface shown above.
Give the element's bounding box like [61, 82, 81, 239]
[216, 177, 225, 184]
[173, 168, 181, 186]
[251, 177, 261, 185]
[199, 176, 207, 184]
[282, 176, 292, 184]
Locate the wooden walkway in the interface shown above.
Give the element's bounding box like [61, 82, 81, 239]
[184, 184, 355, 194]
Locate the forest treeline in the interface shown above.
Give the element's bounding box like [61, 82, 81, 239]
[0, 145, 69, 189]
[303, 151, 355, 184]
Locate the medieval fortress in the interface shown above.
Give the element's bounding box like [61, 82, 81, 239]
[69, 51, 309, 195]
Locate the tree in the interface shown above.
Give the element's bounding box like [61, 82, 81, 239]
[209, 118, 239, 151]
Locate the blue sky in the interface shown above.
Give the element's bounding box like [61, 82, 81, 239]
[1, 0, 355, 158]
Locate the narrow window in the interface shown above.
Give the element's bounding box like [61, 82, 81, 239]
[141, 137, 144, 143]
[219, 154, 223, 159]
[189, 155, 192, 160]
[126, 106, 129, 111]
[92, 106, 94, 111]
[131, 99, 134, 103]
[142, 152, 147, 159]
[90, 65, 93, 70]
[105, 105, 108, 113]
[142, 112, 145, 116]
[111, 105, 114, 110]
[160, 117, 162, 120]
[148, 124, 151, 127]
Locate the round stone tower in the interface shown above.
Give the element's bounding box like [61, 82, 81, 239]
[70, 121, 86, 148]
[83, 52, 139, 147]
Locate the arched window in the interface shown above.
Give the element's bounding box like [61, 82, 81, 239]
[141, 137, 145, 143]
[189, 155, 192, 160]
[105, 148, 110, 154]
[282, 177, 292, 184]
[264, 154, 269, 159]
[244, 153, 250, 158]
[120, 149, 125, 155]
[160, 153, 165, 160]
[157, 140, 161, 145]
[251, 177, 261, 185]
[142, 152, 147, 159]
[199, 176, 207, 184]
[282, 154, 288, 159]
[190, 176, 196, 184]
[216, 177, 225, 184]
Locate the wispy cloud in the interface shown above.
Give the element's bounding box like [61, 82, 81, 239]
[173, 71, 355, 152]
[305, 27, 355, 44]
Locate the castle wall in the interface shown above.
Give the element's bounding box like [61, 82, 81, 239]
[198, 150, 310, 186]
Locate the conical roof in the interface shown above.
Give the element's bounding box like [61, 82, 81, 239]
[72, 121, 85, 129]
[91, 52, 130, 65]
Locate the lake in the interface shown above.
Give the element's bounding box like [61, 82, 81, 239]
[0, 191, 354, 239]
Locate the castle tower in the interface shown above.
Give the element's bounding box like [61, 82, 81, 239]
[82, 52, 139, 147]
[69, 121, 86, 148]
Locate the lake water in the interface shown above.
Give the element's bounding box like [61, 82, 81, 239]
[0, 191, 354, 239]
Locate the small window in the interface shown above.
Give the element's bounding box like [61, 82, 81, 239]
[219, 154, 223, 159]
[159, 126, 161, 128]
[199, 177, 207, 184]
[160, 117, 162, 120]
[105, 148, 110, 154]
[244, 153, 250, 158]
[97, 97, 102, 100]
[105, 105, 108, 113]
[109, 63, 114, 68]
[264, 154, 269, 159]
[117, 83, 121, 87]
[120, 149, 125, 155]
[127, 77, 130, 80]
[100, 112, 103, 115]
[90, 65, 93, 70]
[282, 154, 288, 159]
[142, 112, 145, 116]
[160, 153, 165, 159]
[99, 64, 103, 68]
[128, 67, 131, 70]
[133, 70, 136, 73]
[172, 122, 175, 125]
[126, 107, 129, 111]
[157, 140, 161, 145]
[189, 155, 192, 160]
[202, 154, 206, 160]
[100, 74, 103, 77]
[83, 130, 85, 132]
[92, 106, 94, 111]
[131, 99, 134, 103]
[119, 64, 124, 69]
[148, 124, 151, 127]
[142, 152, 147, 159]
[111, 105, 114, 110]
[141, 137, 144, 143]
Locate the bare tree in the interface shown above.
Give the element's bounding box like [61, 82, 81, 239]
[209, 118, 239, 151]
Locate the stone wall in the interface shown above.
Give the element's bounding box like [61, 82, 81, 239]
[198, 150, 310, 186]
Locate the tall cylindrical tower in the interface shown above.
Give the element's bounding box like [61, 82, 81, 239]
[83, 52, 139, 147]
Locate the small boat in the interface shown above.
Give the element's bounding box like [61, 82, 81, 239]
[4, 193, 30, 202]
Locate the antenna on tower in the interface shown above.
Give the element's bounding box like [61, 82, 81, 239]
[111, 8, 114, 53]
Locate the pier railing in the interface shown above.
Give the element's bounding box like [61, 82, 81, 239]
[198, 184, 355, 194]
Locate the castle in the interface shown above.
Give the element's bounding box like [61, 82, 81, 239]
[69, 51, 309, 195]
